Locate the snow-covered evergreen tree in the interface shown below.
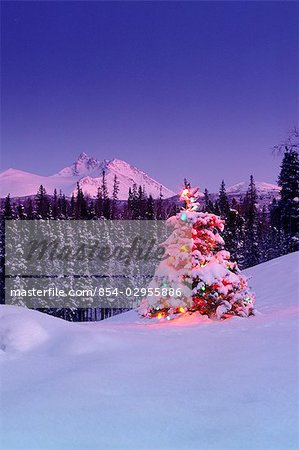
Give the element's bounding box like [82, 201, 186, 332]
[278, 148, 299, 251]
[35, 185, 50, 219]
[243, 176, 259, 267]
[4, 194, 13, 220]
[139, 182, 255, 320]
[101, 170, 110, 219]
[5, 219, 28, 306]
[111, 175, 120, 219]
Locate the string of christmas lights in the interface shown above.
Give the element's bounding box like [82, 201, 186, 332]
[139, 180, 255, 320]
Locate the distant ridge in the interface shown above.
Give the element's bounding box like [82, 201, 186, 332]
[0, 154, 280, 206]
[0, 153, 175, 200]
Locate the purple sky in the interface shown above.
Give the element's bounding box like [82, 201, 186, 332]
[1, 1, 298, 192]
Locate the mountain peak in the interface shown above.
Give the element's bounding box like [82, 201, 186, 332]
[55, 153, 101, 177]
[221, 181, 281, 208]
[69, 155, 175, 199]
[0, 154, 175, 199]
[77, 151, 89, 160]
[226, 181, 280, 195]
[106, 158, 138, 174]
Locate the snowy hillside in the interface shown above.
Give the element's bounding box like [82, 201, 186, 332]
[0, 252, 298, 450]
[0, 153, 175, 200]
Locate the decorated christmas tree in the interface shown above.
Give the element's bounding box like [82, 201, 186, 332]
[139, 181, 255, 320]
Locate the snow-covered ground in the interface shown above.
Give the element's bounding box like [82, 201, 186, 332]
[0, 253, 298, 450]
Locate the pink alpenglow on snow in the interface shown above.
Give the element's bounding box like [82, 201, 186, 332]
[0, 154, 176, 200]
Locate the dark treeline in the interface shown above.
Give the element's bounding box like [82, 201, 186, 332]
[1, 173, 178, 221]
[0, 148, 298, 321]
[203, 148, 298, 267]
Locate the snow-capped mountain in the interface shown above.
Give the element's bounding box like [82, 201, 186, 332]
[226, 181, 280, 196]
[225, 181, 281, 205]
[55, 152, 104, 177]
[0, 153, 175, 200]
[0, 152, 281, 205]
[165, 181, 281, 208]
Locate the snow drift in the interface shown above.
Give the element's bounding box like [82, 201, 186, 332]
[0, 252, 298, 450]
